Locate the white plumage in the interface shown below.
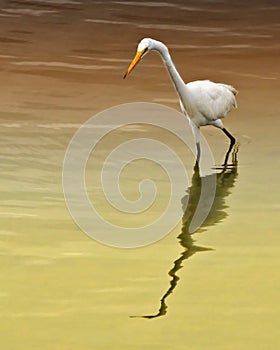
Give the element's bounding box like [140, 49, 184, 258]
[186, 80, 237, 120]
[124, 38, 238, 163]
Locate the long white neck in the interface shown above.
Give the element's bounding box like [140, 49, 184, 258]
[152, 40, 190, 110]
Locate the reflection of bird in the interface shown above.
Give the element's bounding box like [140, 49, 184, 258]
[131, 145, 239, 319]
[124, 38, 238, 162]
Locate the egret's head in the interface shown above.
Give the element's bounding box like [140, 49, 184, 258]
[123, 38, 153, 79]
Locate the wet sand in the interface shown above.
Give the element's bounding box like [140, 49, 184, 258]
[1, 1, 280, 349]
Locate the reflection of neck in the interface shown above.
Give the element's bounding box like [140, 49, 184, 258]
[131, 148, 239, 319]
[131, 243, 210, 319]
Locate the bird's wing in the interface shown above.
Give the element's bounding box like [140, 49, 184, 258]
[186, 80, 238, 121]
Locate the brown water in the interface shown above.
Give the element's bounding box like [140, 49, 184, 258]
[1, 1, 280, 349]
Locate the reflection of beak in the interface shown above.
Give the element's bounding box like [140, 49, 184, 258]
[123, 49, 145, 79]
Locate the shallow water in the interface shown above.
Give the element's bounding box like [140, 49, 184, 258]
[1, 1, 280, 349]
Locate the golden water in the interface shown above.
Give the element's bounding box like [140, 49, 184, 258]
[1, 1, 280, 349]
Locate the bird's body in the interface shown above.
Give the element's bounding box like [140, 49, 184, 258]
[124, 38, 237, 162]
[181, 80, 237, 125]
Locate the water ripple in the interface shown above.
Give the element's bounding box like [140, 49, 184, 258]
[11, 60, 121, 70]
[112, 1, 226, 13]
[86, 18, 225, 33]
[2, 8, 58, 16]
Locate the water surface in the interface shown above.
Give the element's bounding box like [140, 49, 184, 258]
[1, 1, 280, 349]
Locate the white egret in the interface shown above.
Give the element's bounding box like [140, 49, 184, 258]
[124, 38, 238, 163]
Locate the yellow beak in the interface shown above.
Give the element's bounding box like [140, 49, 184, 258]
[123, 49, 145, 79]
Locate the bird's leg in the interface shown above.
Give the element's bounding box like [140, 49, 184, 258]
[222, 128, 236, 166]
[231, 142, 239, 165]
[189, 121, 200, 166]
[196, 142, 201, 166]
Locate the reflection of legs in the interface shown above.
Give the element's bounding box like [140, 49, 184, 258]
[222, 128, 236, 165]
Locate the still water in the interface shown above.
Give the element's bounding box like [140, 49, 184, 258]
[1, 1, 280, 349]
